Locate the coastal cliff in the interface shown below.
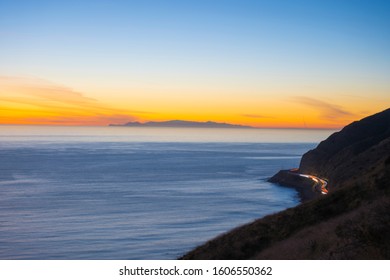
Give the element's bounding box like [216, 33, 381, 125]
[299, 108, 390, 190]
[180, 108, 390, 259]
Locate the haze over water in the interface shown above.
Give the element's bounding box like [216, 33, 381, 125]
[0, 126, 334, 259]
[0, 126, 334, 144]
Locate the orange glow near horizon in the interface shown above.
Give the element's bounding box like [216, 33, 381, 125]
[1, 1, 389, 130]
[0, 76, 387, 129]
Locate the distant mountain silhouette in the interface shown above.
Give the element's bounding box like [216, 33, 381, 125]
[109, 120, 253, 129]
[181, 108, 390, 260]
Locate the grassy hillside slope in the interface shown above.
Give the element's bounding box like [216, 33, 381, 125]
[181, 109, 390, 259]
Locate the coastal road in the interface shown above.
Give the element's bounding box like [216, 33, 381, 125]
[289, 169, 328, 195]
[298, 174, 328, 194]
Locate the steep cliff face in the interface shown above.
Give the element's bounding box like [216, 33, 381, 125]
[299, 108, 390, 189]
[180, 109, 390, 260]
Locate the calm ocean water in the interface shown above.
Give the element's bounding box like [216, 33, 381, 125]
[0, 126, 335, 259]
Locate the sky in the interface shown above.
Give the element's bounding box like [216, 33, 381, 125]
[0, 0, 389, 128]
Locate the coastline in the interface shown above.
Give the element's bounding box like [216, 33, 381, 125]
[180, 109, 390, 260]
[268, 170, 321, 202]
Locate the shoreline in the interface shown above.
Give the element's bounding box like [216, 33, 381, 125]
[268, 169, 321, 202]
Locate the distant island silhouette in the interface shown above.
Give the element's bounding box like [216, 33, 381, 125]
[109, 120, 253, 129]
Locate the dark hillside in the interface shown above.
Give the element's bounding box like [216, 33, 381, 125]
[299, 108, 390, 189]
[180, 108, 390, 259]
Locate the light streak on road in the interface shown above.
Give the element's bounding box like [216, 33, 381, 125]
[291, 170, 329, 195]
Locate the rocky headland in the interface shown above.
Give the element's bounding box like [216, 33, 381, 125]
[180, 108, 390, 259]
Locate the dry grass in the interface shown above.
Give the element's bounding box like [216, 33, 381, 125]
[180, 110, 390, 259]
[180, 163, 390, 259]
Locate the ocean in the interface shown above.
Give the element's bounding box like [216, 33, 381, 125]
[0, 126, 335, 259]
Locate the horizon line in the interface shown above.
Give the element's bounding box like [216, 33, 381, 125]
[0, 123, 340, 130]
